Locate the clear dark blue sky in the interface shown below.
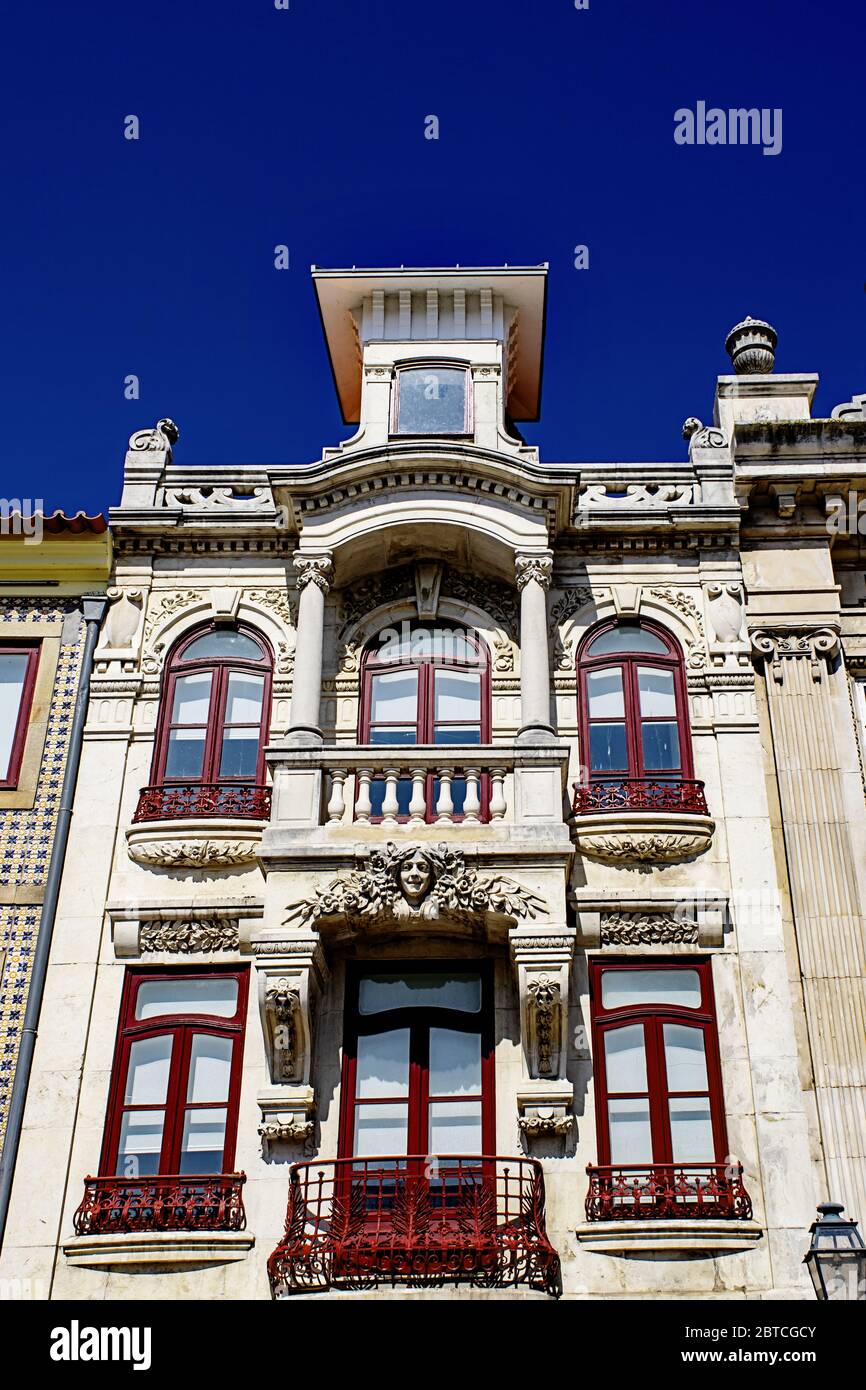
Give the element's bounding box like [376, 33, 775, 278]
[1, 0, 863, 515]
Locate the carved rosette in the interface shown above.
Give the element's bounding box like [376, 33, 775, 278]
[294, 554, 334, 594]
[750, 627, 840, 684]
[515, 553, 553, 593]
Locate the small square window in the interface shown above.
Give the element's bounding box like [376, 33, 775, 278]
[393, 366, 469, 435]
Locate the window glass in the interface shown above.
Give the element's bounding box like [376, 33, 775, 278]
[587, 667, 625, 718]
[434, 670, 481, 722]
[356, 1029, 411, 1098]
[124, 1036, 173, 1104]
[395, 367, 468, 434]
[182, 631, 264, 662]
[0, 653, 29, 779]
[376, 626, 478, 664]
[428, 1101, 482, 1154]
[586, 626, 668, 657]
[164, 727, 207, 779]
[116, 1110, 164, 1177]
[589, 723, 628, 772]
[370, 671, 419, 724]
[135, 977, 239, 1021]
[603, 1024, 648, 1092]
[600, 969, 701, 1010]
[179, 1108, 227, 1174]
[607, 1097, 653, 1164]
[429, 1028, 482, 1096]
[668, 1097, 715, 1162]
[358, 972, 482, 1015]
[638, 667, 676, 717]
[169, 672, 213, 724]
[219, 728, 261, 778]
[186, 1035, 233, 1103]
[354, 1103, 409, 1158]
[223, 672, 264, 724]
[641, 722, 681, 771]
[663, 1024, 709, 1091]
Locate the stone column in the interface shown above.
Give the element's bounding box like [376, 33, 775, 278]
[752, 624, 866, 1222]
[515, 551, 555, 743]
[287, 552, 333, 746]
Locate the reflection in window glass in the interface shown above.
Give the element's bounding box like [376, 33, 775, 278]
[182, 631, 264, 663]
[586, 626, 668, 657]
[603, 1024, 648, 1092]
[359, 973, 482, 1015]
[395, 367, 468, 434]
[601, 969, 701, 1010]
[136, 977, 239, 1021]
[0, 653, 29, 780]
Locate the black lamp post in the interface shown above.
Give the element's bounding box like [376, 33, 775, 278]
[804, 1202, 866, 1300]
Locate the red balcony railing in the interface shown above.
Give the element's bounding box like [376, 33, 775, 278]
[268, 1156, 562, 1298]
[585, 1163, 752, 1222]
[133, 782, 271, 822]
[572, 777, 709, 816]
[72, 1174, 247, 1236]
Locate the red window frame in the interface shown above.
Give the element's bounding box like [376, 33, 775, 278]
[99, 967, 249, 1178]
[358, 622, 491, 822]
[390, 361, 473, 437]
[577, 619, 693, 781]
[589, 958, 728, 1166]
[0, 643, 40, 789]
[151, 623, 273, 787]
[338, 960, 496, 1163]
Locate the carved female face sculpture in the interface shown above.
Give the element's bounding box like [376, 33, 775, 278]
[398, 850, 433, 905]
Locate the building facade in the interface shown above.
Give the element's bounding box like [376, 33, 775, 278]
[1, 267, 865, 1301]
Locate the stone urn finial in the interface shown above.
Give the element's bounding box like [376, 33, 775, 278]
[725, 316, 777, 375]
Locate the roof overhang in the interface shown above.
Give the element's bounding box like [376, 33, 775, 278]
[312, 265, 548, 423]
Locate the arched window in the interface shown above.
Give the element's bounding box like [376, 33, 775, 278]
[141, 624, 272, 818]
[359, 621, 491, 821]
[577, 620, 693, 795]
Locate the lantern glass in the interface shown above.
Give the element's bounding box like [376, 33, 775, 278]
[805, 1203, 866, 1300]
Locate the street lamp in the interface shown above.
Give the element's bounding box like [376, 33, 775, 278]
[804, 1202, 866, 1300]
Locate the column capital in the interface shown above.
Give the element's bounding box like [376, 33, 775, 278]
[293, 552, 334, 595]
[515, 551, 553, 593]
[750, 625, 840, 683]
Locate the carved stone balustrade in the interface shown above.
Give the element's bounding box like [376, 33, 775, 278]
[264, 741, 570, 837]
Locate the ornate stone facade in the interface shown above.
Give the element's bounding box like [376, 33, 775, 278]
[2, 270, 864, 1308]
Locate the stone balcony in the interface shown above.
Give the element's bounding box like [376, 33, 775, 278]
[262, 741, 572, 847]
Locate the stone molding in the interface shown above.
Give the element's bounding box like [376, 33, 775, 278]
[573, 897, 726, 948]
[573, 812, 715, 865]
[574, 1220, 763, 1254]
[257, 1085, 316, 1152]
[110, 904, 261, 959]
[63, 1231, 254, 1269]
[125, 818, 267, 869]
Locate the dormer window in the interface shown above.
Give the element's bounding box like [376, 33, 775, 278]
[391, 364, 470, 436]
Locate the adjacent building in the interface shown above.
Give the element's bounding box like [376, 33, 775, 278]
[1, 268, 864, 1300]
[0, 513, 110, 1164]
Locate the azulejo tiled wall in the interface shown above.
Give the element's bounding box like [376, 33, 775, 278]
[0, 599, 83, 1149]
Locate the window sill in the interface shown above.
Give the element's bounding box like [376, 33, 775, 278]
[126, 817, 267, 869]
[573, 811, 715, 864]
[62, 1230, 255, 1269]
[574, 1219, 762, 1254]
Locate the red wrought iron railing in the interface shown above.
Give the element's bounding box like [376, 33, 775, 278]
[268, 1156, 562, 1298]
[572, 777, 709, 816]
[585, 1163, 752, 1222]
[72, 1174, 247, 1236]
[133, 782, 271, 822]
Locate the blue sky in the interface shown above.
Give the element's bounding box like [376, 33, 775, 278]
[0, 0, 863, 515]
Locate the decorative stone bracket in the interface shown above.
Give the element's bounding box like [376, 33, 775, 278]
[573, 896, 727, 949]
[253, 936, 328, 1147]
[510, 928, 576, 1139]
